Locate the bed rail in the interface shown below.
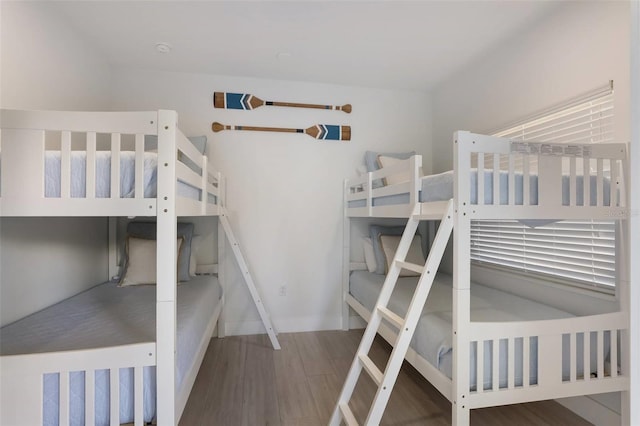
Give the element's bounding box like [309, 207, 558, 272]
[465, 311, 628, 409]
[0, 342, 156, 426]
[0, 109, 222, 217]
[344, 132, 628, 221]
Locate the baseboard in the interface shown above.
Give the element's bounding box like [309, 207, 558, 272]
[224, 315, 342, 336]
[349, 314, 366, 329]
[556, 395, 620, 426]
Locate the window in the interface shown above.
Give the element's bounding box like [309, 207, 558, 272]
[470, 82, 617, 291]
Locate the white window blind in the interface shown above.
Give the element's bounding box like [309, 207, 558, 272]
[470, 82, 616, 290]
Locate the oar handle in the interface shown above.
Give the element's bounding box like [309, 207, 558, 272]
[212, 122, 301, 134]
[268, 101, 352, 113]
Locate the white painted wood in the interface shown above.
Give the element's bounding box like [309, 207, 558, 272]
[583, 157, 590, 206]
[508, 154, 515, 205]
[0, 108, 227, 426]
[570, 333, 577, 382]
[359, 354, 383, 385]
[110, 368, 119, 426]
[0, 109, 158, 134]
[583, 332, 590, 382]
[476, 341, 484, 393]
[523, 337, 530, 387]
[597, 158, 604, 207]
[339, 403, 358, 426]
[61, 131, 71, 199]
[135, 134, 144, 199]
[342, 180, 351, 331]
[110, 133, 121, 199]
[477, 153, 484, 205]
[134, 366, 143, 426]
[86, 132, 97, 199]
[507, 337, 515, 389]
[569, 157, 577, 207]
[611, 329, 618, 378]
[597, 330, 604, 379]
[176, 131, 204, 170]
[60, 370, 69, 426]
[86, 369, 95, 426]
[492, 154, 500, 206]
[491, 340, 498, 391]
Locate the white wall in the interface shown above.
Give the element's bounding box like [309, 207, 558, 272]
[108, 68, 431, 334]
[432, 1, 630, 173]
[0, 1, 112, 110]
[0, 2, 112, 326]
[430, 2, 630, 421]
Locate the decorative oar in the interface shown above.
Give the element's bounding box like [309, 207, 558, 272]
[212, 122, 351, 141]
[214, 92, 352, 113]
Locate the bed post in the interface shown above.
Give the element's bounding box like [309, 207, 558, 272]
[628, 4, 639, 424]
[342, 179, 351, 330]
[452, 131, 471, 425]
[217, 175, 226, 338]
[156, 110, 179, 425]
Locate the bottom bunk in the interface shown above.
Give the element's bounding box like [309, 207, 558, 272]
[346, 270, 627, 407]
[0, 275, 222, 426]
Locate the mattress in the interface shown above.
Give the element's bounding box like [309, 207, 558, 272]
[349, 271, 607, 390]
[0, 275, 222, 425]
[350, 170, 611, 208]
[0, 151, 210, 201]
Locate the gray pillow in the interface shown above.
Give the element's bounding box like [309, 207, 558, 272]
[364, 151, 416, 189]
[369, 225, 406, 274]
[126, 221, 194, 282]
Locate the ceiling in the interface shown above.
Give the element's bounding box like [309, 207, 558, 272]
[50, 1, 561, 91]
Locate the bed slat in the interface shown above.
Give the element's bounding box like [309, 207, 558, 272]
[523, 337, 530, 387]
[86, 369, 95, 426]
[135, 134, 144, 199]
[477, 153, 484, 205]
[610, 160, 618, 206]
[508, 155, 515, 205]
[569, 157, 576, 207]
[86, 132, 96, 199]
[476, 341, 484, 393]
[59, 371, 69, 426]
[596, 159, 604, 207]
[583, 332, 590, 381]
[110, 368, 119, 426]
[110, 134, 121, 199]
[523, 155, 530, 206]
[61, 131, 71, 199]
[583, 157, 591, 207]
[135, 366, 144, 426]
[610, 330, 618, 378]
[508, 338, 515, 389]
[492, 340, 499, 391]
[597, 330, 604, 379]
[570, 333, 577, 382]
[492, 154, 500, 206]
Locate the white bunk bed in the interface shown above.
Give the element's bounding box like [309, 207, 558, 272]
[335, 131, 630, 425]
[0, 109, 225, 425]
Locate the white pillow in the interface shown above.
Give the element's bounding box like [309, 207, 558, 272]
[120, 237, 183, 286]
[362, 237, 377, 273]
[377, 155, 410, 186]
[377, 155, 423, 186]
[379, 234, 425, 277]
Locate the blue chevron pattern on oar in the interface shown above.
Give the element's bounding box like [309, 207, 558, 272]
[214, 92, 352, 113]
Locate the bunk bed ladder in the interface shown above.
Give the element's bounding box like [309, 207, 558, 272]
[219, 207, 281, 350]
[330, 201, 454, 425]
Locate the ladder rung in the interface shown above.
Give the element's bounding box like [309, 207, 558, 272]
[339, 402, 358, 426]
[358, 354, 383, 386]
[377, 306, 404, 330]
[395, 260, 424, 274]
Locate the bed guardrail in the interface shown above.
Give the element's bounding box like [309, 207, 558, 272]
[465, 311, 628, 409]
[0, 109, 222, 217]
[0, 342, 156, 426]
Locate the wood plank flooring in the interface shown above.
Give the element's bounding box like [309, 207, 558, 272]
[179, 330, 592, 426]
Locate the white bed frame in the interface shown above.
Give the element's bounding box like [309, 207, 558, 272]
[340, 131, 630, 424]
[0, 109, 224, 425]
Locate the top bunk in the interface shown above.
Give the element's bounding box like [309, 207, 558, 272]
[0, 109, 223, 217]
[346, 131, 628, 221]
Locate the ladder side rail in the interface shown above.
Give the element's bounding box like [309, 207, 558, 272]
[219, 208, 281, 350]
[365, 202, 454, 425]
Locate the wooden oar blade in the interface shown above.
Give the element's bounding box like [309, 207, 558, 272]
[213, 92, 263, 110]
[307, 125, 351, 141]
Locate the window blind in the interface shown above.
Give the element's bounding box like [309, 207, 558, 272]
[470, 82, 616, 290]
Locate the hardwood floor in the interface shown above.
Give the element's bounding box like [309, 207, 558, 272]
[179, 330, 592, 426]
